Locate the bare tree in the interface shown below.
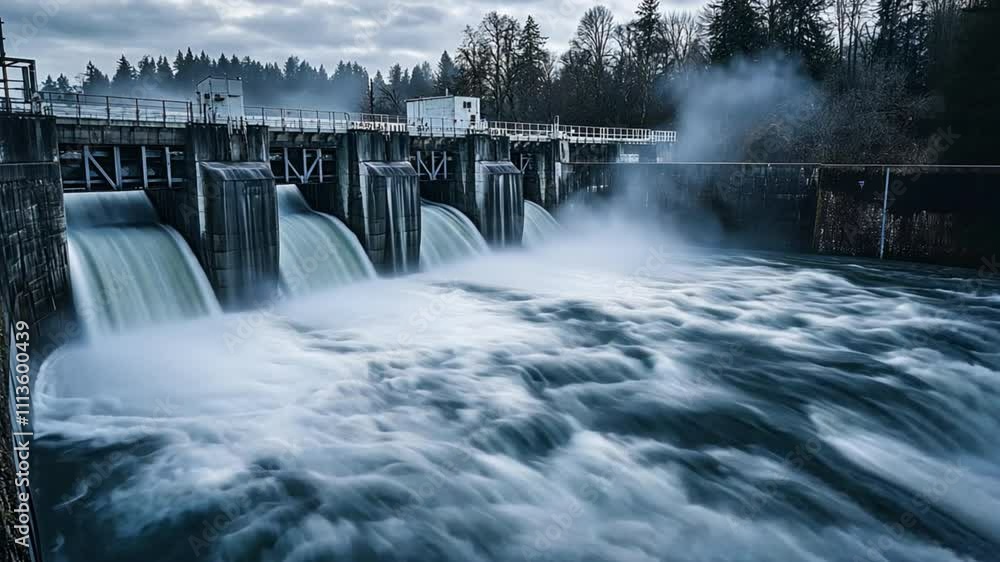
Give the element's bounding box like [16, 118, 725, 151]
[563, 6, 618, 122]
[664, 11, 706, 70]
[479, 12, 521, 119]
[456, 25, 489, 100]
[833, 0, 870, 79]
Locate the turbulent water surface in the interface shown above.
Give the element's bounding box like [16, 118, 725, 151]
[35, 214, 1000, 562]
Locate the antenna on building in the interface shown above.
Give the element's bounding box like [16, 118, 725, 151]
[0, 18, 7, 59]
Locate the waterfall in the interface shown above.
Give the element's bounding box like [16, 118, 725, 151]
[420, 199, 489, 268]
[65, 191, 220, 335]
[277, 185, 375, 295]
[522, 200, 559, 247]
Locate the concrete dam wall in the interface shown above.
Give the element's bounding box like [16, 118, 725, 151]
[815, 166, 1000, 267]
[561, 163, 819, 253]
[561, 162, 1000, 268]
[0, 115, 66, 562]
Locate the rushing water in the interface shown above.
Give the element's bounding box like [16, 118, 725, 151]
[35, 211, 1000, 562]
[277, 184, 375, 295]
[522, 200, 560, 247]
[420, 199, 489, 268]
[64, 191, 220, 335]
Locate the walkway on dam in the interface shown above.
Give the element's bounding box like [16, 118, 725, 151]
[21, 92, 677, 145]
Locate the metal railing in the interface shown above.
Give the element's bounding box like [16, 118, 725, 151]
[556, 124, 673, 144]
[22, 92, 679, 143]
[490, 121, 676, 144]
[243, 106, 408, 134]
[489, 121, 556, 141]
[40, 92, 193, 125]
[0, 96, 33, 113]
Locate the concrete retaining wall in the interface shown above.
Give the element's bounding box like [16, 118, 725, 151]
[563, 163, 819, 252]
[560, 162, 1000, 266]
[0, 114, 66, 562]
[815, 166, 1000, 267]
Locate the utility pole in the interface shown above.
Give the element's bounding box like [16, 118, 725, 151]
[0, 18, 10, 111]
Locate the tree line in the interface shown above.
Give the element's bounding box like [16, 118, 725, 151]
[40, 0, 998, 163]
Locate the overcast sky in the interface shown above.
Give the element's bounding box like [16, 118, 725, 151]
[3, 0, 699, 84]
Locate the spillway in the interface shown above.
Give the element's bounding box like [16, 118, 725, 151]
[277, 184, 375, 295]
[65, 191, 220, 335]
[522, 200, 559, 247]
[420, 199, 489, 268]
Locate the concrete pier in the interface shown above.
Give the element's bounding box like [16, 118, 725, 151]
[415, 134, 524, 246]
[149, 124, 279, 309]
[336, 131, 420, 273]
[512, 139, 567, 210]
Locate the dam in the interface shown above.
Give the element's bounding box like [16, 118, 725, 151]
[2, 46, 1000, 562]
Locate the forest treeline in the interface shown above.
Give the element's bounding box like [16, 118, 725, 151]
[40, 0, 998, 163]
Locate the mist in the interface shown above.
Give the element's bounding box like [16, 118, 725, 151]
[666, 55, 821, 162]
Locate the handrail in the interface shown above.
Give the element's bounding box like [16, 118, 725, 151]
[24, 92, 679, 143]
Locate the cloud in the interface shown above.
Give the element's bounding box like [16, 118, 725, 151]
[4, 0, 691, 93]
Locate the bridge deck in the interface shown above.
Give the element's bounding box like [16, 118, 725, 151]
[29, 93, 676, 145]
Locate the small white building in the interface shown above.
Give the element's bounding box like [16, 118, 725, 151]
[406, 95, 484, 133]
[194, 76, 245, 123]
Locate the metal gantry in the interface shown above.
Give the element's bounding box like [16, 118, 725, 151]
[61, 144, 183, 191]
[0, 19, 39, 114]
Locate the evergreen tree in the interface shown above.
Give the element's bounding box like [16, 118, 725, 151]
[136, 56, 158, 94]
[410, 63, 435, 98]
[705, 0, 766, 63]
[155, 56, 175, 91]
[765, 0, 833, 76]
[40, 75, 59, 92]
[371, 71, 391, 113]
[514, 16, 550, 120]
[435, 51, 458, 95]
[111, 55, 136, 96]
[629, 0, 668, 124]
[55, 74, 73, 93]
[82, 62, 112, 95]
